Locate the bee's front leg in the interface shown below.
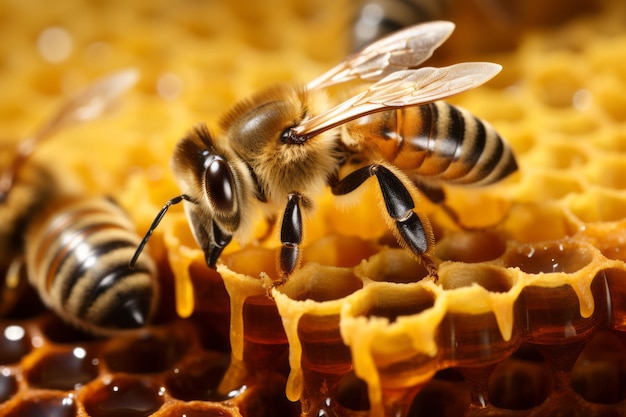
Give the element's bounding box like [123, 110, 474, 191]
[276, 192, 304, 284]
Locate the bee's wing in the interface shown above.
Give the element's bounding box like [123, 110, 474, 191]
[306, 21, 455, 90]
[41, 68, 140, 134]
[290, 62, 501, 141]
[0, 68, 139, 202]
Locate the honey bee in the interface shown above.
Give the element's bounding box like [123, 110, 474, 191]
[353, 0, 450, 49]
[0, 69, 158, 334]
[132, 21, 517, 285]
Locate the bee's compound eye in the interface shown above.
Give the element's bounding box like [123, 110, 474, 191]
[205, 157, 235, 213]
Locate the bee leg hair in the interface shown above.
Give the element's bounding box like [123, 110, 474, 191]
[331, 163, 430, 257]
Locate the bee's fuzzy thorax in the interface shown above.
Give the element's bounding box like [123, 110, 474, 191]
[218, 83, 339, 210]
[255, 128, 340, 209]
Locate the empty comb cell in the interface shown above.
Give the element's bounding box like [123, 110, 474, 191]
[436, 230, 507, 263]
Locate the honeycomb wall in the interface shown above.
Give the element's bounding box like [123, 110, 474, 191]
[2, 0, 626, 416]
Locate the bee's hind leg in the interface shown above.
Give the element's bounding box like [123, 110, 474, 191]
[332, 163, 438, 278]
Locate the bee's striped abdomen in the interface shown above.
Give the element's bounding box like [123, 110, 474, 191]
[25, 198, 158, 334]
[402, 101, 517, 185]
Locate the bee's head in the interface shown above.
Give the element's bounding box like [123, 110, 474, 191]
[170, 124, 255, 266]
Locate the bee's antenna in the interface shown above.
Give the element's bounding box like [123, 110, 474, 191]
[130, 194, 196, 268]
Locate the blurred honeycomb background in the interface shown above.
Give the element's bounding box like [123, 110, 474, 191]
[1, 0, 626, 416]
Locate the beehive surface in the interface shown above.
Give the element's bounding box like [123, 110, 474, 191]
[1, 0, 626, 416]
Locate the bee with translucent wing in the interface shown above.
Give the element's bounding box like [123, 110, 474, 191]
[0, 70, 159, 334]
[352, 0, 450, 50]
[132, 21, 517, 285]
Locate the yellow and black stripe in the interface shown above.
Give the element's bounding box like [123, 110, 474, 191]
[25, 197, 158, 334]
[409, 101, 517, 185]
[351, 101, 517, 187]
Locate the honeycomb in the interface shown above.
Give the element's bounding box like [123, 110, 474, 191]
[1, 0, 626, 416]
